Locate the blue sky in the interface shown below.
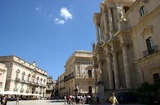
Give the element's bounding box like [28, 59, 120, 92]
[0, 0, 103, 80]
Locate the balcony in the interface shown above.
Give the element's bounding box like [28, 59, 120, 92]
[15, 78, 20, 82]
[35, 82, 39, 87]
[143, 46, 158, 57]
[21, 79, 26, 83]
[14, 87, 18, 91]
[20, 88, 24, 93]
[26, 89, 30, 93]
[64, 72, 75, 82]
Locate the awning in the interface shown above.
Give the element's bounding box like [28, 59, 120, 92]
[0, 91, 42, 97]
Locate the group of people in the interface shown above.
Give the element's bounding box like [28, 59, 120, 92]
[64, 93, 94, 105]
[64, 92, 119, 105]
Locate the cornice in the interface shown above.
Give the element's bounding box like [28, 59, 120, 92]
[93, 13, 101, 25]
[135, 51, 160, 66]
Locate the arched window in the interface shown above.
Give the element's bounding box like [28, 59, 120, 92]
[16, 69, 20, 79]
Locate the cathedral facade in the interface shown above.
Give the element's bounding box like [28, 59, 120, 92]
[93, 0, 160, 100]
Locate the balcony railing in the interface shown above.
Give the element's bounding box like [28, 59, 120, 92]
[143, 46, 158, 57]
[21, 79, 26, 83]
[20, 88, 24, 93]
[14, 87, 18, 91]
[26, 89, 30, 93]
[15, 78, 20, 82]
[64, 72, 75, 82]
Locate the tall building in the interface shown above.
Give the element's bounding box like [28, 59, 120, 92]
[0, 56, 47, 97]
[57, 50, 95, 97]
[46, 76, 56, 98]
[93, 0, 160, 102]
[0, 63, 7, 92]
[57, 72, 65, 98]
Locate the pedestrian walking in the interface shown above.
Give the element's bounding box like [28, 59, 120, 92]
[16, 96, 20, 105]
[66, 94, 70, 104]
[109, 93, 119, 105]
[64, 95, 67, 104]
[96, 93, 100, 104]
[1, 95, 7, 105]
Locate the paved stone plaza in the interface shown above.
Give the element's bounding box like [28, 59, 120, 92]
[7, 99, 146, 105]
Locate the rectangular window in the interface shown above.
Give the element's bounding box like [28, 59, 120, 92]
[153, 73, 160, 84]
[88, 70, 92, 78]
[146, 37, 154, 54]
[140, 6, 145, 16]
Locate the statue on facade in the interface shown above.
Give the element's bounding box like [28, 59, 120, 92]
[117, 6, 123, 21]
[96, 68, 102, 82]
[92, 41, 95, 51]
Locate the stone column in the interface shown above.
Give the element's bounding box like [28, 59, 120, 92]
[96, 25, 100, 44]
[122, 44, 132, 89]
[100, 26, 104, 43]
[106, 53, 114, 89]
[108, 7, 114, 38]
[112, 51, 120, 89]
[102, 6, 109, 39]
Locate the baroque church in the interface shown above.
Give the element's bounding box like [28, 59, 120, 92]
[93, 0, 160, 101]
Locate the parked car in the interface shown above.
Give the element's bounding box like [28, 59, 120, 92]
[117, 91, 138, 104]
[153, 95, 160, 105]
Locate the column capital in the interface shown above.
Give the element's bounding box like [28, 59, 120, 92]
[101, 3, 108, 13]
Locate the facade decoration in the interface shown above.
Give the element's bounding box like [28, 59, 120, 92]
[93, 0, 160, 103]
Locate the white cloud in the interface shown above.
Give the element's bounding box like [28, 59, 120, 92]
[35, 5, 42, 12]
[35, 7, 40, 11]
[54, 18, 65, 24]
[60, 7, 72, 20]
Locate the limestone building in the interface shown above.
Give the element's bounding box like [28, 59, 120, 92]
[93, 0, 160, 96]
[58, 50, 95, 97]
[57, 72, 65, 98]
[0, 56, 47, 97]
[0, 63, 7, 92]
[46, 76, 56, 98]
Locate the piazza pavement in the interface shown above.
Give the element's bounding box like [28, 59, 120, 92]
[7, 99, 146, 105]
